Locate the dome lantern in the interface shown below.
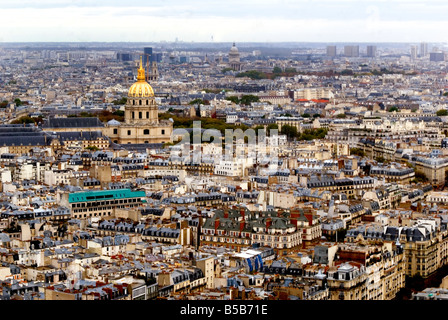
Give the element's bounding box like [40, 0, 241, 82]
[128, 55, 155, 98]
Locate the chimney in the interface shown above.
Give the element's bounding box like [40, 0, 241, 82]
[224, 210, 228, 219]
[214, 217, 220, 232]
[289, 208, 301, 226]
[240, 220, 245, 232]
[266, 218, 272, 233]
[196, 222, 201, 250]
[240, 209, 245, 220]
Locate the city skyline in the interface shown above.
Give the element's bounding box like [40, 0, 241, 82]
[1, 0, 448, 44]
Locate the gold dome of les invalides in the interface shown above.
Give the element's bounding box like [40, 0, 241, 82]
[128, 57, 155, 98]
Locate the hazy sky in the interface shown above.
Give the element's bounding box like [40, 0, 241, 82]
[1, 0, 447, 43]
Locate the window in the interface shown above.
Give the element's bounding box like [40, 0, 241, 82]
[113, 128, 118, 134]
[132, 112, 135, 119]
[139, 100, 142, 105]
[146, 111, 149, 118]
[139, 112, 142, 119]
[128, 130, 131, 135]
[162, 129, 165, 135]
[144, 129, 150, 135]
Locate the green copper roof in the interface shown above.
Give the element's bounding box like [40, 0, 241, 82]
[68, 188, 145, 203]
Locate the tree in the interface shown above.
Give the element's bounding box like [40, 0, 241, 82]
[350, 148, 365, 157]
[113, 109, 124, 117]
[239, 95, 259, 105]
[414, 170, 428, 183]
[112, 97, 127, 105]
[297, 128, 328, 141]
[11, 116, 36, 124]
[14, 98, 22, 106]
[375, 156, 386, 163]
[436, 109, 448, 116]
[236, 70, 268, 80]
[272, 66, 282, 74]
[280, 124, 298, 139]
[0, 100, 8, 108]
[313, 114, 321, 118]
[340, 69, 353, 75]
[225, 96, 240, 104]
[336, 113, 346, 118]
[388, 106, 399, 112]
[266, 123, 279, 136]
[189, 98, 208, 105]
[302, 113, 310, 118]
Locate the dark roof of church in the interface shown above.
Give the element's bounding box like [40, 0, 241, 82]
[57, 131, 106, 141]
[43, 117, 104, 129]
[116, 143, 164, 151]
[0, 126, 40, 133]
[0, 136, 51, 147]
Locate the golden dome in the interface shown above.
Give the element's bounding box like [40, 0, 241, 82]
[128, 56, 155, 98]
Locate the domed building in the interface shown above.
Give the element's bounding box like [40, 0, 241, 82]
[104, 57, 173, 145]
[228, 42, 242, 71]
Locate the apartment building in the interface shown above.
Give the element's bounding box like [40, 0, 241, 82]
[368, 164, 415, 184]
[305, 175, 375, 198]
[60, 188, 146, 219]
[346, 218, 448, 279]
[200, 208, 303, 251]
[414, 155, 448, 187]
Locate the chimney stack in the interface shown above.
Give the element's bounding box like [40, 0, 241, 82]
[214, 218, 220, 232]
[266, 218, 272, 233]
[240, 220, 245, 232]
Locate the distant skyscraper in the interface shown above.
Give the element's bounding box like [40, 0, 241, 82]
[410, 45, 418, 60]
[366, 45, 376, 58]
[344, 45, 359, 57]
[143, 47, 153, 66]
[154, 53, 163, 63]
[326, 45, 337, 57]
[420, 42, 428, 57]
[116, 52, 133, 62]
[430, 52, 445, 62]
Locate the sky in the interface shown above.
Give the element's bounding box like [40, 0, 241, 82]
[0, 0, 447, 43]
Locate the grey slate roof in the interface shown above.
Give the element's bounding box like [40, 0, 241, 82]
[43, 117, 104, 128]
[57, 131, 106, 141]
[0, 136, 51, 147]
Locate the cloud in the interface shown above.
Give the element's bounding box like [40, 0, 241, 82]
[0, 1, 446, 42]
